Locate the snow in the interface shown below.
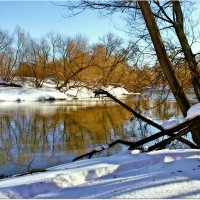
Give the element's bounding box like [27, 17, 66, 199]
[94, 146, 104, 151]
[185, 102, 200, 120]
[0, 149, 200, 199]
[161, 103, 200, 130]
[65, 84, 131, 99]
[102, 144, 109, 149]
[94, 144, 109, 151]
[103, 85, 130, 97]
[0, 87, 70, 102]
[65, 86, 95, 99]
[143, 146, 149, 152]
[162, 118, 180, 130]
[0, 79, 132, 102]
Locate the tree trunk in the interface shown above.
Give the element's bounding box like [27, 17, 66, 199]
[57, 66, 89, 91]
[172, 0, 200, 101]
[138, 1, 190, 116]
[138, 1, 200, 147]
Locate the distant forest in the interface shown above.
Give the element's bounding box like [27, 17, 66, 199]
[0, 27, 196, 92]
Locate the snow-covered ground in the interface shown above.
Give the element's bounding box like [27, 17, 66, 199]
[0, 149, 200, 199]
[0, 87, 71, 102]
[65, 84, 132, 99]
[0, 79, 132, 101]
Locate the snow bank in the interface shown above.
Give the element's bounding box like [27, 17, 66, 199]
[0, 87, 70, 102]
[0, 149, 200, 199]
[185, 102, 200, 120]
[0, 78, 133, 101]
[103, 85, 130, 97]
[65, 85, 131, 99]
[65, 86, 95, 99]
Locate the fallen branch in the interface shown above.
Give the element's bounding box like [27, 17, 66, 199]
[0, 168, 47, 180]
[73, 116, 200, 162]
[95, 89, 164, 131]
[2, 157, 47, 179]
[0, 174, 9, 179]
[14, 168, 47, 177]
[148, 120, 200, 151]
[73, 140, 133, 161]
[129, 116, 200, 150]
[95, 89, 198, 149]
[176, 137, 198, 149]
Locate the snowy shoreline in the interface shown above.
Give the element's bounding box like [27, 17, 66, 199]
[0, 149, 200, 198]
[0, 80, 133, 102]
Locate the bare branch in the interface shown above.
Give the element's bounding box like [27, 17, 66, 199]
[73, 116, 200, 162]
[94, 89, 164, 130]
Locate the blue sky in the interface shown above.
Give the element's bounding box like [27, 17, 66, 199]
[0, 1, 125, 43]
[0, 1, 199, 54]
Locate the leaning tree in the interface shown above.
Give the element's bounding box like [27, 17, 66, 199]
[62, 0, 200, 153]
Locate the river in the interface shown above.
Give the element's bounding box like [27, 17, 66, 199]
[0, 93, 195, 176]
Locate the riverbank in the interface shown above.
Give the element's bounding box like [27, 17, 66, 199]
[0, 149, 200, 198]
[0, 79, 133, 101]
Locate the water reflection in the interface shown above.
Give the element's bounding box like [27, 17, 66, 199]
[0, 95, 183, 176]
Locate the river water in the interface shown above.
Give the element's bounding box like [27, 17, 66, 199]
[0, 93, 195, 176]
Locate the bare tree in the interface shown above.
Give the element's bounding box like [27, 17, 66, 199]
[62, 0, 200, 146]
[89, 33, 136, 87]
[47, 31, 62, 86]
[55, 34, 94, 90]
[151, 0, 200, 101]
[138, 1, 190, 115]
[25, 37, 50, 88]
[0, 28, 16, 82]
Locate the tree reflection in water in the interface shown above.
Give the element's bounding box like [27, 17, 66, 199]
[0, 96, 181, 176]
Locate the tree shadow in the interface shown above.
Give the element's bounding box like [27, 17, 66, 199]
[35, 151, 200, 198]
